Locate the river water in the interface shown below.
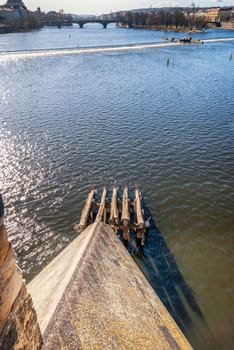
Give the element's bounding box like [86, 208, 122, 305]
[0, 25, 233, 349]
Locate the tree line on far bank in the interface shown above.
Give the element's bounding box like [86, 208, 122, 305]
[122, 8, 207, 30]
[0, 8, 73, 33]
[0, 7, 212, 33]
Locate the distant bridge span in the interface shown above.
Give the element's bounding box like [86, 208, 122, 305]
[72, 18, 132, 29]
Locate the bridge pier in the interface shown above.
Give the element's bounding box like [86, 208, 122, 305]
[28, 220, 193, 349]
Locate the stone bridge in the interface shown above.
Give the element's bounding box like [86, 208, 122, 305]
[72, 17, 132, 28]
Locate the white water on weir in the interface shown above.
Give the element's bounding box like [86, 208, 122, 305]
[0, 37, 233, 62]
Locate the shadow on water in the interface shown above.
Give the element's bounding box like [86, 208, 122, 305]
[133, 198, 205, 335]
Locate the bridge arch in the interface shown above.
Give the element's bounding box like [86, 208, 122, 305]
[73, 18, 132, 29]
[78, 21, 105, 29]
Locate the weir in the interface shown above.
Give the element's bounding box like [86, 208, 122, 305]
[1, 187, 193, 349]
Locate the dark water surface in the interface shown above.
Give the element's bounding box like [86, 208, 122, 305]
[0, 26, 233, 349]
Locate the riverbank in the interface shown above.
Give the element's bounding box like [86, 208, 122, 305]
[221, 21, 234, 29]
[118, 22, 234, 32]
[1, 21, 233, 35]
[130, 24, 205, 32]
[0, 25, 41, 34]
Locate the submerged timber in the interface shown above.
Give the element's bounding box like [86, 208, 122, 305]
[1, 187, 193, 349]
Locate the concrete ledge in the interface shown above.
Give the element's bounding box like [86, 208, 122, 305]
[28, 222, 96, 334]
[28, 221, 193, 349]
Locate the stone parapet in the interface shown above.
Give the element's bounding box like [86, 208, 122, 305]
[0, 223, 42, 349]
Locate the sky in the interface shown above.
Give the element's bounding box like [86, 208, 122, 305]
[2, 0, 234, 14]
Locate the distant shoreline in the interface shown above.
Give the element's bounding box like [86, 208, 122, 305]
[0, 25, 39, 35]
[1, 21, 234, 35]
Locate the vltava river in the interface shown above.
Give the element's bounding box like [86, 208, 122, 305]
[0, 25, 233, 349]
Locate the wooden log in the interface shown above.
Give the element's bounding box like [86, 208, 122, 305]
[76, 188, 95, 233]
[134, 187, 145, 246]
[121, 186, 130, 240]
[95, 187, 107, 222]
[121, 186, 130, 225]
[110, 186, 118, 226]
[134, 187, 145, 228]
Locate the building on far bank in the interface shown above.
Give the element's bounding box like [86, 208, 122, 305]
[0, 6, 19, 20]
[219, 7, 232, 22]
[0, 0, 41, 33]
[202, 6, 233, 26]
[221, 6, 234, 28]
[0, 0, 27, 20]
[4, 0, 27, 9]
[204, 7, 220, 23]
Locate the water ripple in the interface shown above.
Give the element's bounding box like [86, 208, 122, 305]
[0, 28, 234, 350]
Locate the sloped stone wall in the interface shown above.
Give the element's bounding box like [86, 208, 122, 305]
[0, 223, 42, 350]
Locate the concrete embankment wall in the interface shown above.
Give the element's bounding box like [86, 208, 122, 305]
[221, 21, 234, 29]
[0, 224, 42, 350]
[29, 221, 193, 350]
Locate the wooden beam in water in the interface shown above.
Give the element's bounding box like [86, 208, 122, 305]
[121, 185, 130, 240]
[110, 186, 119, 227]
[76, 188, 95, 233]
[134, 186, 145, 228]
[121, 185, 130, 223]
[95, 186, 107, 222]
[134, 186, 145, 247]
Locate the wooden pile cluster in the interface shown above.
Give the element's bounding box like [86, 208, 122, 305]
[76, 185, 148, 249]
